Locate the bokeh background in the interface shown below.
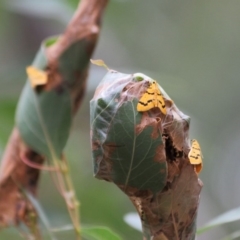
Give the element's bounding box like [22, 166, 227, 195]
[1, 0, 240, 239]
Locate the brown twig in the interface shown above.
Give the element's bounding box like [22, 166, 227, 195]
[0, 0, 108, 237]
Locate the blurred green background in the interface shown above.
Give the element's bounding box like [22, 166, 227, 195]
[1, 0, 240, 239]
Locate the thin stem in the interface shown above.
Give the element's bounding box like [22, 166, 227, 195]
[50, 155, 81, 240]
[20, 153, 60, 172]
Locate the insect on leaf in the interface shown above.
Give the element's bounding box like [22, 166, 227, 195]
[26, 66, 48, 88]
[16, 82, 72, 159]
[90, 59, 110, 71]
[188, 139, 203, 173]
[90, 71, 167, 194]
[137, 80, 166, 114]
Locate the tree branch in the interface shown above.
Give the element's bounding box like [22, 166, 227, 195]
[0, 0, 108, 232]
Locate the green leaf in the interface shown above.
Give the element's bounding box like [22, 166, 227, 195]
[81, 226, 122, 240]
[16, 42, 72, 158]
[16, 82, 71, 158]
[59, 39, 91, 86]
[90, 71, 167, 193]
[197, 206, 240, 234]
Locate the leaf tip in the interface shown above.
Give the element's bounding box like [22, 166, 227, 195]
[90, 59, 110, 71]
